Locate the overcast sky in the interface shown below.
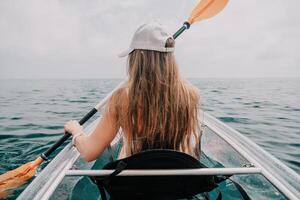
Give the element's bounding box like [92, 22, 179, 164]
[0, 0, 299, 79]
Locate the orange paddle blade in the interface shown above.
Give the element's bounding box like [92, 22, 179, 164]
[188, 0, 229, 24]
[0, 190, 11, 199]
[0, 157, 43, 193]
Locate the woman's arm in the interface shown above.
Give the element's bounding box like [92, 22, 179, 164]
[64, 103, 120, 162]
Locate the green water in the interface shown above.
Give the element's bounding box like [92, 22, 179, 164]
[0, 78, 299, 199]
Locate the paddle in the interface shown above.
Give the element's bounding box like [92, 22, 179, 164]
[0, 81, 125, 193]
[0, 0, 229, 195]
[173, 0, 229, 39]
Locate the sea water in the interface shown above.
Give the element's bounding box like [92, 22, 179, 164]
[0, 78, 299, 199]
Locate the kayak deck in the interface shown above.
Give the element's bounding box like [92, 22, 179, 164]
[17, 112, 300, 199]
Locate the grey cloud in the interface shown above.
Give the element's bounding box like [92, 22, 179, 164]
[0, 0, 299, 79]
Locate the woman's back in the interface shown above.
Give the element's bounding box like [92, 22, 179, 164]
[112, 80, 201, 159]
[109, 22, 202, 158]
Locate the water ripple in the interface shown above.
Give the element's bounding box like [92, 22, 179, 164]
[218, 117, 250, 124]
[0, 78, 299, 199]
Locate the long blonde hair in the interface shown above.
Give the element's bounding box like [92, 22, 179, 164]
[110, 38, 201, 158]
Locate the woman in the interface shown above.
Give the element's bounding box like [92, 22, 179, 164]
[64, 21, 202, 162]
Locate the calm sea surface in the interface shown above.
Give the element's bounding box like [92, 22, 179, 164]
[0, 78, 299, 199]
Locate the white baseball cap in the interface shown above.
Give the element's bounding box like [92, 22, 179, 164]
[118, 21, 174, 57]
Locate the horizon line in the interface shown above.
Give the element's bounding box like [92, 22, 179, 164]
[0, 76, 300, 80]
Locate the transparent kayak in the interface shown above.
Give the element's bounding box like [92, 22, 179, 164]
[17, 90, 300, 200]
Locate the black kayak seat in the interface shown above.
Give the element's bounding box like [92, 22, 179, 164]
[90, 149, 227, 200]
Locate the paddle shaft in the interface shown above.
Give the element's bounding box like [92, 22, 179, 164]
[173, 22, 190, 39]
[41, 108, 98, 160]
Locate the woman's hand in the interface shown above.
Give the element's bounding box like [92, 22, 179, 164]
[64, 120, 83, 135]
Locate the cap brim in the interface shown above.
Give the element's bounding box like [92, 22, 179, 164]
[118, 47, 134, 58]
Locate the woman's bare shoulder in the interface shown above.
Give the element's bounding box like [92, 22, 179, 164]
[108, 85, 128, 108]
[105, 86, 128, 124]
[113, 86, 127, 97]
